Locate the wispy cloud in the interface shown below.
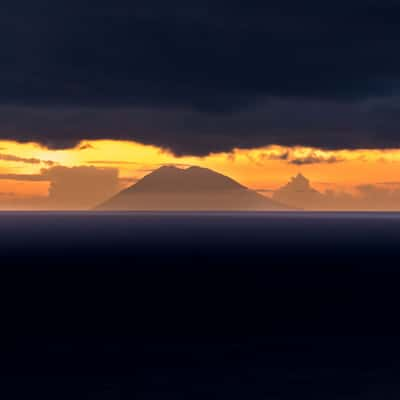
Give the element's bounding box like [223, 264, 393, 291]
[0, 153, 55, 166]
[87, 160, 141, 165]
[78, 143, 95, 150]
[258, 151, 290, 162]
[289, 154, 343, 165]
[0, 173, 47, 181]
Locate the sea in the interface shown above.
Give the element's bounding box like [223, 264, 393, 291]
[0, 212, 399, 399]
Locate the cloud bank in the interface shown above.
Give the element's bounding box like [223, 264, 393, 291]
[0, 166, 120, 209]
[273, 174, 400, 210]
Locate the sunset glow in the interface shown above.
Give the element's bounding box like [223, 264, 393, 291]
[2, 139, 400, 208]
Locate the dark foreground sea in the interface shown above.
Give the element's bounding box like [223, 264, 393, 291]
[1, 212, 400, 399]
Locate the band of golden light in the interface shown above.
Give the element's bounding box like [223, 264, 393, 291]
[1, 139, 400, 198]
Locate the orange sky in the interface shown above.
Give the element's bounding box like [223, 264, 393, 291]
[1, 139, 400, 208]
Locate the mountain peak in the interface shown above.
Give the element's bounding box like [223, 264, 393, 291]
[150, 165, 184, 175]
[147, 165, 215, 178]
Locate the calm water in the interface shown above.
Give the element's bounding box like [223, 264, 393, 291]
[1, 212, 399, 399]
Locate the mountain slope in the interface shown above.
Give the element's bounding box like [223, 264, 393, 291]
[97, 166, 288, 211]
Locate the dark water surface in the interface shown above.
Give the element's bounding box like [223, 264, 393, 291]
[1, 212, 400, 399]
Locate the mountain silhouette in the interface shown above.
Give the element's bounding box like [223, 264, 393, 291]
[97, 165, 288, 211]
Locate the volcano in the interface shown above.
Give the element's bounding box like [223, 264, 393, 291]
[96, 165, 288, 211]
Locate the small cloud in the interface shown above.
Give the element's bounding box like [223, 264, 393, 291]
[226, 153, 236, 162]
[260, 151, 289, 161]
[87, 160, 140, 165]
[289, 154, 343, 165]
[0, 173, 47, 181]
[0, 153, 55, 166]
[78, 143, 95, 150]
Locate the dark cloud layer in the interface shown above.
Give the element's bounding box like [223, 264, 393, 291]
[1, 1, 400, 153]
